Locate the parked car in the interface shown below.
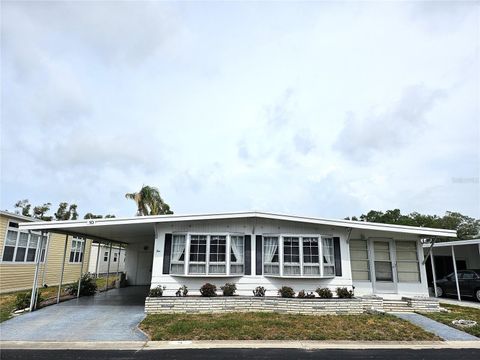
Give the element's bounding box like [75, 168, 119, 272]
[435, 269, 480, 301]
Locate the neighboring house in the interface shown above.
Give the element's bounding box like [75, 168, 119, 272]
[19, 211, 456, 298]
[0, 211, 92, 294]
[88, 243, 126, 276]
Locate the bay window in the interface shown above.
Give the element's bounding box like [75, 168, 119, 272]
[230, 236, 244, 274]
[263, 236, 279, 275]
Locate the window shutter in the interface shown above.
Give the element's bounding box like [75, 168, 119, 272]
[244, 235, 251, 275]
[333, 237, 342, 276]
[255, 235, 262, 275]
[163, 233, 172, 274]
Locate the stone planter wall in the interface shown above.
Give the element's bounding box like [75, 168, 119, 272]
[144, 296, 440, 315]
[402, 296, 441, 313]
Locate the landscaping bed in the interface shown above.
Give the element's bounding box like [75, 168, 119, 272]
[420, 303, 480, 338]
[140, 312, 441, 341]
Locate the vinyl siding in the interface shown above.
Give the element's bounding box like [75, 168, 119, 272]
[0, 214, 92, 294]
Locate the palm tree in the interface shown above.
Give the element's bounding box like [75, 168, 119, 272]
[125, 185, 173, 216]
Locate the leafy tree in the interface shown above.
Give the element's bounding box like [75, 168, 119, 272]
[54, 202, 78, 221]
[105, 214, 116, 218]
[125, 185, 173, 216]
[33, 203, 52, 221]
[84, 213, 103, 219]
[14, 199, 31, 217]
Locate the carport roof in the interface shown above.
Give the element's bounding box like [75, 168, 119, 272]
[17, 211, 457, 244]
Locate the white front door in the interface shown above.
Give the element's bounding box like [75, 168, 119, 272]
[135, 251, 153, 285]
[372, 239, 397, 293]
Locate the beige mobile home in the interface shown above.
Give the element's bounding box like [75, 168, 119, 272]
[0, 211, 91, 294]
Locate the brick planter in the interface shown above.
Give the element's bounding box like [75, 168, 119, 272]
[144, 296, 440, 315]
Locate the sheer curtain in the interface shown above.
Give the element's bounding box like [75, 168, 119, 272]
[171, 235, 185, 274]
[264, 237, 278, 263]
[231, 236, 243, 263]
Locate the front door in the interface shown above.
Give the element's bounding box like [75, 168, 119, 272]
[135, 250, 153, 285]
[372, 239, 397, 293]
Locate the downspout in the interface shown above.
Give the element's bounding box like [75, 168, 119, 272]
[422, 237, 437, 265]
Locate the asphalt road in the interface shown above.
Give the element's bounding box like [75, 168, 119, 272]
[1, 349, 480, 360]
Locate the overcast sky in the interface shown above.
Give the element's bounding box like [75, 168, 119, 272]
[1, 1, 479, 219]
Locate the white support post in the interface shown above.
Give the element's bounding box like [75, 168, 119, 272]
[430, 248, 438, 297]
[105, 242, 113, 292]
[57, 234, 69, 304]
[29, 231, 45, 312]
[451, 246, 461, 301]
[41, 233, 51, 286]
[116, 245, 121, 282]
[76, 237, 86, 298]
[94, 242, 101, 278]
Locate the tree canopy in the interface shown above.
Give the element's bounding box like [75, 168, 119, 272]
[345, 209, 479, 240]
[125, 185, 173, 216]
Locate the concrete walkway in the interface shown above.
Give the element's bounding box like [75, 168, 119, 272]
[392, 313, 479, 341]
[0, 286, 149, 341]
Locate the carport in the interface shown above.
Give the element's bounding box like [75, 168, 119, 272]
[19, 216, 159, 312]
[423, 238, 480, 301]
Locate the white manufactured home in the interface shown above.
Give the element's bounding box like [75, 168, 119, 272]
[19, 212, 456, 299]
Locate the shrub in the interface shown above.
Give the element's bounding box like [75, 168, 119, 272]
[65, 273, 98, 296]
[278, 286, 295, 298]
[297, 290, 315, 298]
[336, 287, 354, 299]
[149, 285, 166, 297]
[221, 283, 237, 296]
[253, 286, 266, 297]
[14, 290, 44, 310]
[175, 285, 188, 297]
[200, 283, 217, 297]
[316, 287, 333, 299]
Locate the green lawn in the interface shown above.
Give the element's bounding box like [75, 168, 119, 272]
[420, 303, 480, 338]
[0, 275, 119, 323]
[140, 312, 440, 341]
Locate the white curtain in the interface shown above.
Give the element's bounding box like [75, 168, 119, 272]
[264, 237, 278, 263]
[231, 236, 243, 263]
[172, 236, 185, 262]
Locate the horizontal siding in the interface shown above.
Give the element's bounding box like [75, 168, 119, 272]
[0, 214, 92, 294]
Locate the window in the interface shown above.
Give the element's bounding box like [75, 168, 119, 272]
[209, 235, 226, 274]
[373, 241, 393, 281]
[104, 251, 108, 262]
[263, 236, 279, 275]
[322, 238, 335, 276]
[2, 222, 46, 263]
[303, 237, 320, 275]
[69, 238, 84, 263]
[349, 240, 370, 280]
[230, 236, 244, 274]
[189, 235, 207, 274]
[170, 235, 186, 274]
[283, 237, 300, 275]
[395, 241, 420, 282]
[113, 253, 118, 262]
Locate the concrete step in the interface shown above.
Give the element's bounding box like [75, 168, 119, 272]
[383, 300, 412, 312]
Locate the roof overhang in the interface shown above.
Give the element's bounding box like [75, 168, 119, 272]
[18, 211, 457, 244]
[422, 238, 480, 248]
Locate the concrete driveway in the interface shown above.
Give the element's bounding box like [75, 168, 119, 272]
[0, 286, 149, 341]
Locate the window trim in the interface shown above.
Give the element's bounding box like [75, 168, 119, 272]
[261, 233, 335, 279]
[169, 232, 245, 277]
[68, 237, 85, 264]
[1, 222, 46, 264]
